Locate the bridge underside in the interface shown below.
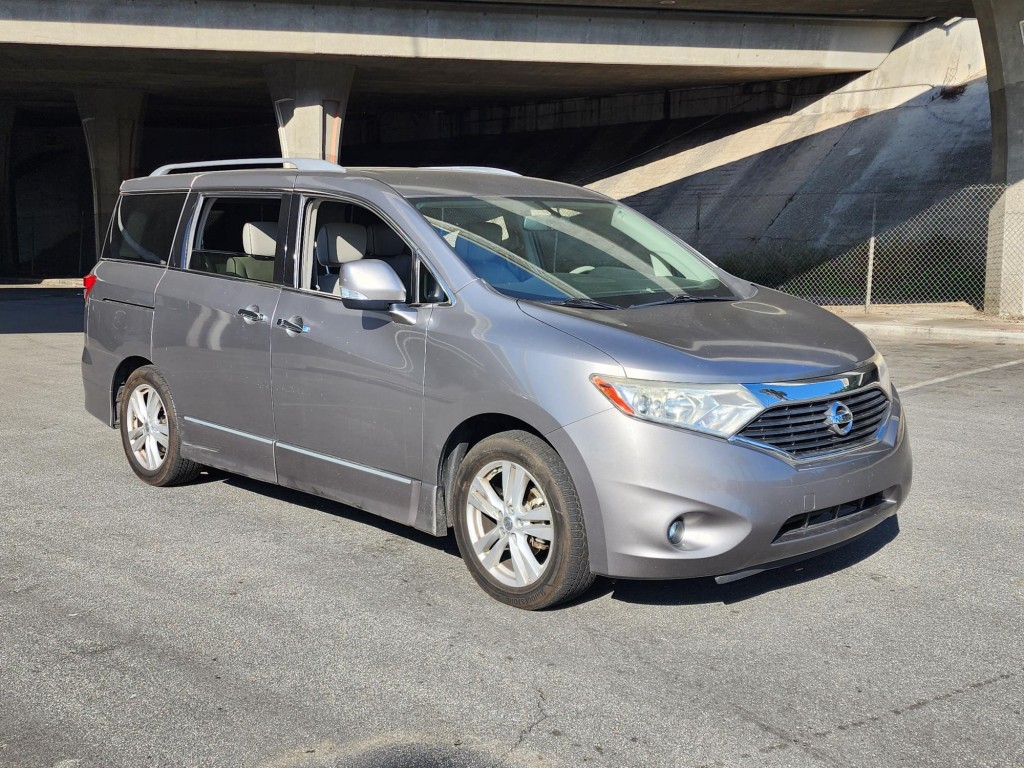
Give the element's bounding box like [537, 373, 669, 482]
[450, 0, 973, 19]
[0, 0, 908, 107]
[0, 0, 1020, 313]
[0, 44, 882, 111]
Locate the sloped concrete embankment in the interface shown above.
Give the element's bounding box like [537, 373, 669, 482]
[584, 19, 992, 301]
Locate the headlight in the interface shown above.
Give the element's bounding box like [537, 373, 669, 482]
[872, 351, 893, 395]
[590, 374, 764, 437]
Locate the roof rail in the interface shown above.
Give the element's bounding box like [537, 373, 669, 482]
[150, 158, 345, 176]
[422, 165, 521, 177]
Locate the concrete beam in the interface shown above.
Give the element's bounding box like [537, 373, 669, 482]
[445, 0, 974, 19]
[0, 0, 906, 75]
[266, 61, 354, 162]
[75, 89, 144, 263]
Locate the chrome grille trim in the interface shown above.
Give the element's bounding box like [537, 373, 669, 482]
[735, 385, 890, 460]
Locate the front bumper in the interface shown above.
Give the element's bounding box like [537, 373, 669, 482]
[548, 393, 911, 580]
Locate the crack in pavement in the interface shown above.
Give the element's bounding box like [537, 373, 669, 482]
[743, 668, 1019, 760]
[732, 702, 851, 767]
[807, 669, 1019, 739]
[501, 687, 550, 765]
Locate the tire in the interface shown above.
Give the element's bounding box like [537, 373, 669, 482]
[119, 365, 201, 487]
[452, 430, 594, 610]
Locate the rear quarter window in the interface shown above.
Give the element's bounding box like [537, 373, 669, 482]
[102, 193, 187, 265]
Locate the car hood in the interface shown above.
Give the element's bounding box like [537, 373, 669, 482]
[517, 288, 876, 383]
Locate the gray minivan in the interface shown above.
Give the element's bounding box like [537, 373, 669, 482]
[82, 158, 911, 609]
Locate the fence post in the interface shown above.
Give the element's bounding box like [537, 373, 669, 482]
[865, 196, 877, 312]
[693, 193, 701, 249]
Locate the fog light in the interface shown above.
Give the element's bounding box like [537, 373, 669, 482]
[667, 519, 685, 546]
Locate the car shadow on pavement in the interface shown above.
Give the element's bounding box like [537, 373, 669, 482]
[217, 470, 463, 558]
[204, 469, 900, 609]
[601, 516, 901, 607]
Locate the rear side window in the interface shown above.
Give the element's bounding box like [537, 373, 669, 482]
[188, 197, 283, 283]
[103, 193, 186, 265]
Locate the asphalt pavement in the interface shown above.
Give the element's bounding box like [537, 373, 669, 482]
[1, 289, 1022, 768]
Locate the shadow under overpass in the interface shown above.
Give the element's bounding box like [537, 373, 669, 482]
[0, 287, 84, 334]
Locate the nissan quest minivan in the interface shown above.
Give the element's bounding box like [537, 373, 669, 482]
[82, 158, 911, 609]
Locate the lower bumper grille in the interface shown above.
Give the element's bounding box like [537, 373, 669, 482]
[773, 490, 891, 543]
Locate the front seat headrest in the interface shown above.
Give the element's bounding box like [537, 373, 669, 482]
[316, 223, 367, 266]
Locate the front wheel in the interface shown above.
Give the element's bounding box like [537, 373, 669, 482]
[452, 431, 594, 610]
[119, 365, 201, 487]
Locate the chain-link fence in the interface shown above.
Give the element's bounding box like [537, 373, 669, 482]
[633, 183, 1024, 316]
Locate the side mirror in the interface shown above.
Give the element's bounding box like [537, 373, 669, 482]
[339, 260, 407, 311]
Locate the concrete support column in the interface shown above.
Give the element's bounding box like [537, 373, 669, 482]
[265, 61, 355, 163]
[0, 105, 16, 276]
[975, 0, 1024, 315]
[984, 186, 1024, 316]
[75, 89, 145, 264]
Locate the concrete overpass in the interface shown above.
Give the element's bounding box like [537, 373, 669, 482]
[0, 0, 1021, 313]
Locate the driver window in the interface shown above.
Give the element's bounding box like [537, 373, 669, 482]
[300, 199, 447, 304]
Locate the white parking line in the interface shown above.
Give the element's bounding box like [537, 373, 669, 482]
[901, 358, 1024, 393]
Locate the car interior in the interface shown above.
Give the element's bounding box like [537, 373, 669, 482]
[188, 197, 283, 282]
[180, 194, 447, 303]
[305, 200, 446, 304]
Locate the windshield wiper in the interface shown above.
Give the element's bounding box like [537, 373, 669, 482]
[547, 297, 622, 310]
[629, 293, 735, 308]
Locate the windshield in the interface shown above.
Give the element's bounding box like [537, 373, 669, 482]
[413, 196, 734, 308]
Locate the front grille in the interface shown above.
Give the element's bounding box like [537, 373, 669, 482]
[773, 491, 889, 543]
[738, 386, 890, 459]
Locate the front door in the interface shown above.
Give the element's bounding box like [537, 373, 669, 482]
[270, 194, 431, 525]
[152, 193, 287, 482]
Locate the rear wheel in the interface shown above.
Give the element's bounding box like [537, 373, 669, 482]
[452, 430, 594, 610]
[119, 366, 201, 487]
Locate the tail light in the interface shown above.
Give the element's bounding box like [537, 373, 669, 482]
[83, 273, 97, 300]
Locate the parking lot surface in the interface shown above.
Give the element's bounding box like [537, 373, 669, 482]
[1, 288, 1022, 767]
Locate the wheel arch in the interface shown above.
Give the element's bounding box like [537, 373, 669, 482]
[110, 355, 154, 427]
[435, 413, 548, 530]
[431, 409, 607, 569]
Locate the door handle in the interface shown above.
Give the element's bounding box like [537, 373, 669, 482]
[276, 316, 310, 335]
[236, 305, 267, 323]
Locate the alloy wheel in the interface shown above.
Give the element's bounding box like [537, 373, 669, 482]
[124, 383, 169, 471]
[464, 460, 555, 588]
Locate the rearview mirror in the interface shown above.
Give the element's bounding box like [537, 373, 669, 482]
[339, 260, 407, 311]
